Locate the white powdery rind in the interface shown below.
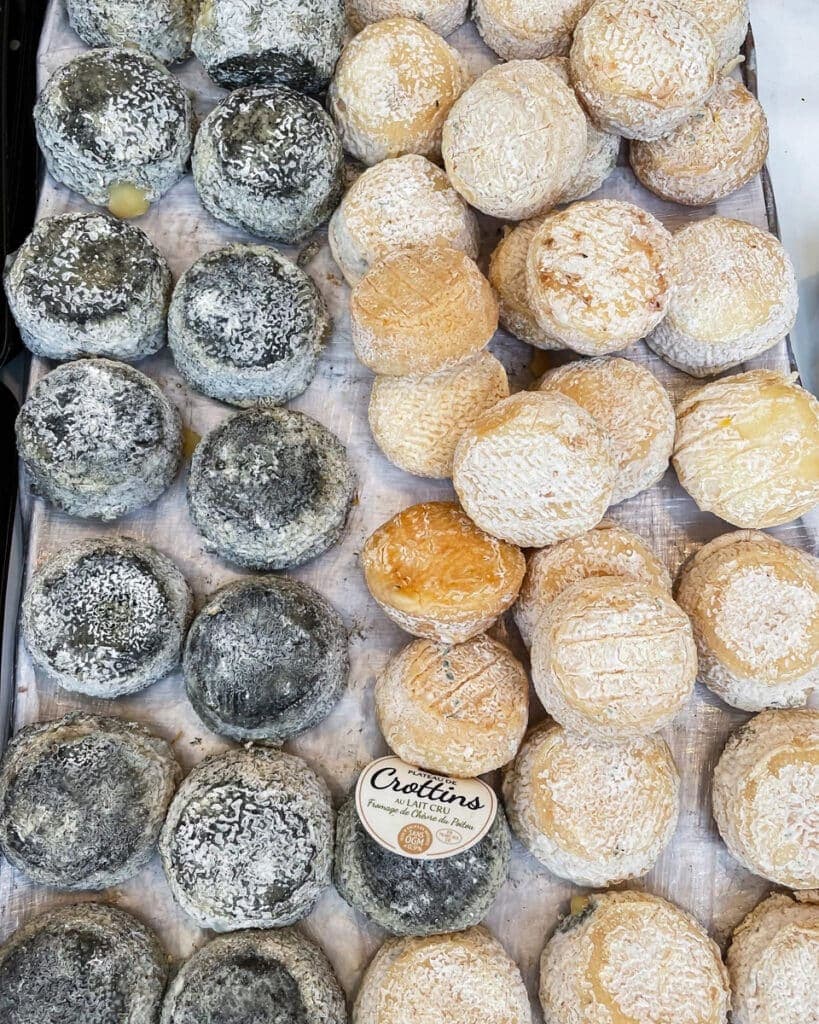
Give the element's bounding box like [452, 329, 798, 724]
[569, 0, 718, 141]
[712, 709, 819, 889]
[346, 0, 468, 36]
[676, 0, 749, 67]
[442, 59, 587, 220]
[4, 213, 171, 362]
[489, 218, 562, 350]
[66, 0, 196, 64]
[474, 0, 594, 61]
[539, 891, 730, 1024]
[503, 720, 679, 885]
[34, 47, 194, 206]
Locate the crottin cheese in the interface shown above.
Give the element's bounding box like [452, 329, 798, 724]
[442, 59, 587, 220]
[350, 245, 497, 376]
[488, 218, 560, 350]
[375, 633, 528, 776]
[647, 217, 797, 377]
[452, 391, 616, 548]
[473, 0, 596, 59]
[676, 0, 749, 66]
[368, 352, 509, 478]
[530, 576, 697, 739]
[328, 17, 466, 165]
[526, 200, 674, 355]
[346, 0, 468, 36]
[672, 369, 819, 528]
[361, 501, 525, 643]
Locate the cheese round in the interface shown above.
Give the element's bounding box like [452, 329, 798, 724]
[375, 633, 529, 776]
[473, 0, 595, 59]
[192, 0, 345, 92]
[539, 357, 675, 503]
[647, 217, 797, 377]
[353, 927, 530, 1024]
[526, 200, 675, 355]
[569, 0, 718, 141]
[328, 154, 479, 286]
[489, 218, 560, 350]
[676, 531, 819, 711]
[712, 709, 819, 889]
[539, 891, 730, 1024]
[361, 501, 525, 643]
[727, 892, 819, 1024]
[160, 747, 334, 930]
[531, 576, 697, 739]
[442, 59, 587, 220]
[328, 18, 466, 166]
[346, 0, 468, 36]
[672, 369, 819, 528]
[503, 721, 679, 885]
[350, 245, 498, 377]
[676, 0, 749, 67]
[34, 48, 194, 209]
[452, 391, 616, 548]
[368, 352, 509, 479]
[514, 520, 670, 648]
[65, 0, 195, 63]
[631, 78, 768, 207]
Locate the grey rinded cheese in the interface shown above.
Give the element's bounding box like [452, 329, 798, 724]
[161, 928, 346, 1024]
[346, 0, 468, 36]
[16, 358, 182, 520]
[0, 712, 180, 889]
[159, 746, 334, 931]
[183, 575, 349, 742]
[539, 891, 730, 1024]
[334, 793, 511, 936]
[34, 48, 194, 210]
[192, 85, 343, 244]
[193, 0, 345, 92]
[187, 407, 355, 570]
[22, 537, 192, 697]
[66, 0, 197, 64]
[0, 902, 167, 1024]
[168, 244, 330, 406]
[4, 213, 172, 363]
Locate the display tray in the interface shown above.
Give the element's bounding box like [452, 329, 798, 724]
[1, 4, 817, 1017]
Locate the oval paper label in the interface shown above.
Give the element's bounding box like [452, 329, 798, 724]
[354, 756, 498, 860]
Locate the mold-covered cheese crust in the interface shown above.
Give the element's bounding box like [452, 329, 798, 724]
[539, 891, 730, 1024]
[442, 59, 587, 220]
[328, 154, 479, 287]
[187, 407, 355, 570]
[647, 218, 797, 377]
[192, 85, 344, 244]
[4, 213, 171, 362]
[676, 0, 749, 67]
[353, 926, 531, 1024]
[0, 712, 180, 889]
[672, 370, 819, 528]
[727, 892, 819, 1024]
[160, 928, 346, 1024]
[0, 902, 167, 1024]
[361, 501, 525, 643]
[525, 200, 675, 355]
[66, 0, 197, 64]
[168, 244, 330, 406]
[159, 747, 334, 931]
[346, 0, 468, 37]
[15, 358, 182, 520]
[34, 48, 194, 206]
[328, 17, 467, 166]
[503, 721, 679, 886]
[488, 218, 561, 350]
[569, 0, 718, 141]
[531, 576, 697, 739]
[375, 633, 529, 776]
[676, 531, 819, 711]
[514, 521, 671, 648]
[712, 709, 819, 889]
[334, 795, 511, 936]
[453, 391, 616, 548]
[539, 357, 675, 504]
[22, 537, 192, 698]
[193, 0, 345, 92]
[474, 0, 595, 61]
[183, 576, 349, 743]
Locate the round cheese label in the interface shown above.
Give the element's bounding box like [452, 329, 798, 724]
[354, 755, 498, 860]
